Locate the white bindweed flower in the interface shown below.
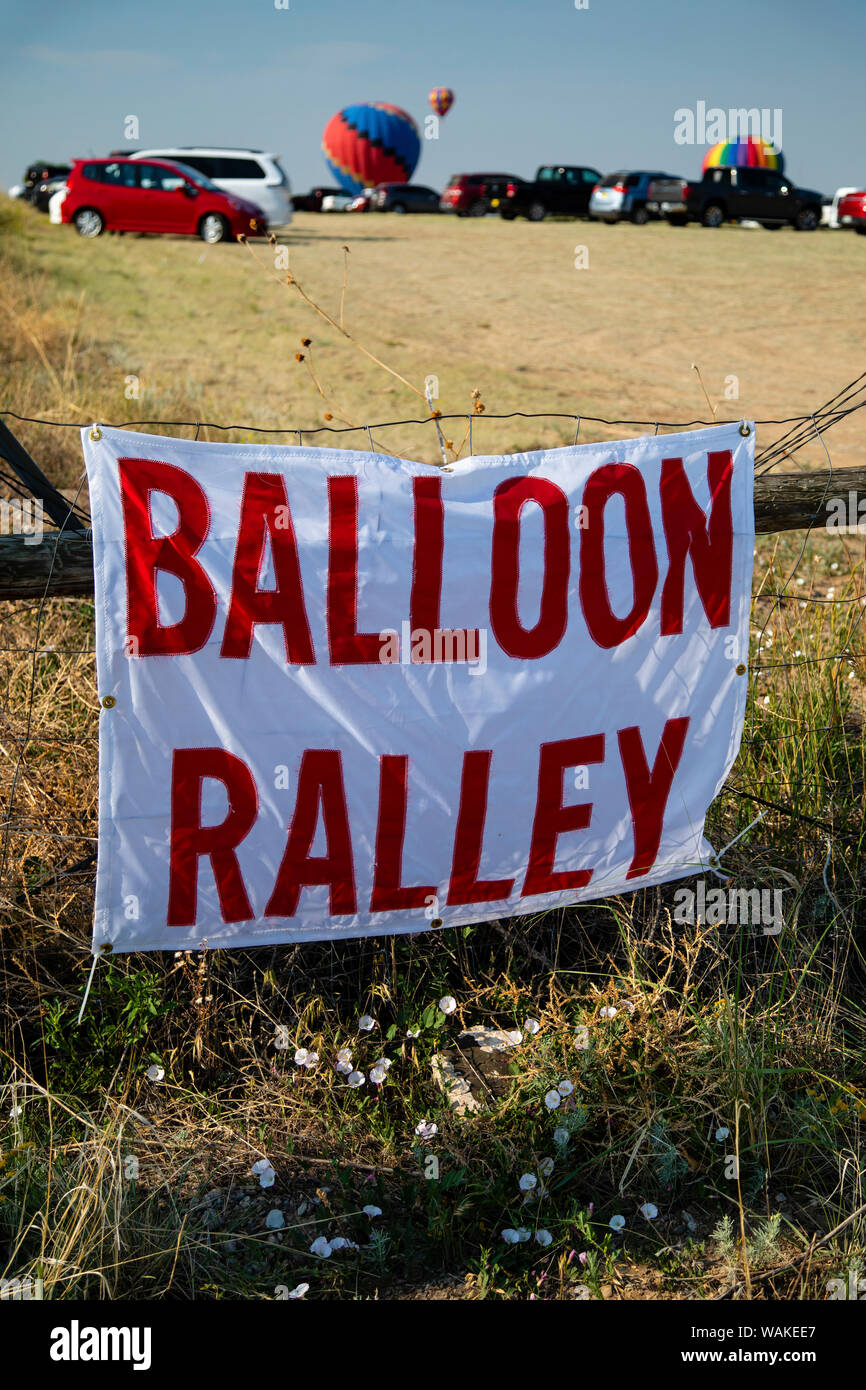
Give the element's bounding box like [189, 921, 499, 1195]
[363, 1205, 383, 1218]
[294, 1048, 309, 1065]
[415, 1120, 438, 1139]
[329, 1236, 358, 1251]
[266, 1209, 285, 1230]
[519, 1173, 538, 1192]
[406, 1027, 420, 1038]
[715, 1127, 730, 1142]
[599, 1005, 618, 1020]
[146, 1065, 165, 1082]
[514, 1227, 531, 1242]
[373, 1057, 392, 1072]
[302, 1051, 319, 1068]
[683, 1211, 697, 1232]
[574, 1027, 589, 1051]
[274, 1027, 289, 1051]
[609, 1214, 626, 1232]
[557, 1080, 574, 1096]
[252, 1159, 276, 1189]
[369, 1064, 387, 1084]
[287, 1283, 309, 1299]
[438, 995, 457, 1015]
[535, 1228, 553, 1247]
[337, 1047, 353, 1063]
[358, 1015, 376, 1032]
[640, 1203, 658, 1220]
[506, 1029, 523, 1045]
[347, 1070, 365, 1087]
[335, 1060, 353, 1075]
[310, 1236, 332, 1258]
[502, 1228, 521, 1244]
[553, 1127, 569, 1148]
[524, 1018, 541, 1035]
[9, 1104, 23, 1119]
[538, 1157, 555, 1178]
[544, 1090, 562, 1110]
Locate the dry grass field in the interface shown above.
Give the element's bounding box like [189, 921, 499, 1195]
[1, 195, 865, 1303]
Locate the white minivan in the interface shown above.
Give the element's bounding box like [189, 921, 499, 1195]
[129, 148, 293, 226]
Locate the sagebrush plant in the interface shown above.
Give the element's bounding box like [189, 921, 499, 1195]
[1, 197, 865, 1299]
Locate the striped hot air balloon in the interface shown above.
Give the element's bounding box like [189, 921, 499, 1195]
[429, 87, 454, 118]
[702, 136, 784, 174]
[322, 103, 421, 196]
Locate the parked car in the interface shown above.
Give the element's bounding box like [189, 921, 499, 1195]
[440, 173, 525, 217]
[824, 187, 862, 228]
[837, 190, 866, 234]
[15, 163, 71, 211]
[320, 192, 354, 212]
[647, 167, 824, 230]
[291, 186, 346, 212]
[60, 158, 267, 242]
[126, 147, 292, 226]
[371, 183, 440, 213]
[500, 165, 602, 221]
[346, 190, 373, 212]
[589, 170, 682, 224]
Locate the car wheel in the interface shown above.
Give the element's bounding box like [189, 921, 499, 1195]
[794, 206, 819, 231]
[199, 213, 230, 243]
[391, 203, 407, 214]
[702, 203, 725, 228]
[527, 201, 546, 222]
[469, 199, 488, 217]
[74, 208, 104, 238]
[855, 223, 866, 236]
[631, 203, 649, 225]
[500, 207, 516, 221]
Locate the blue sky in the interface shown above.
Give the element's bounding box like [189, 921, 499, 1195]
[3, 0, 864, 196]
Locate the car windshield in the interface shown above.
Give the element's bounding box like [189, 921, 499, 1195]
[161, 160, 220, 191]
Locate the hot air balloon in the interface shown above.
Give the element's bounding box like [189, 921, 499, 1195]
[322, 103, 421, 196]
[429, 87, 454, 118]
[702, 135, 784, 174]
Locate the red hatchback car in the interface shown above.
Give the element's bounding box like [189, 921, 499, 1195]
[837, 189, 866, 234]
[60, 157, 267, 242]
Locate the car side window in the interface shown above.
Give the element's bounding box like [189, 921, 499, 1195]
[220, 158, 265, 179]
[102, 162, 139, 187]
[582, 169, 601, 183]
[138, 164, 184, 191]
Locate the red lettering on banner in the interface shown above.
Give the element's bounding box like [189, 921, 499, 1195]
[266, 749, 357, 916]
[447, 749, 515, 905]
[167, 747, 257, 926]
[119, 458, 217, 655]
[490, 476, 570, 659]
[327, 476, 385, 664]
[221, 473, 315, 662]
[618, 717, 689, 877]
[660, 451, 733, 634]
[522, 734, 605, 896]
[370, 754, 436, 910]
[579, 464, 658, 649]
[410, 475, 480, 661]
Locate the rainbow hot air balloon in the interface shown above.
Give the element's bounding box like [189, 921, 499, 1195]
[429, 87, 454, 118]
[702, 135, 784, 174]
[322, 103, 421, 196]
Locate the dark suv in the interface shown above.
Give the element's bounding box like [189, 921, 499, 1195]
[440, 173, 525, 217]
[372, 183, 440, 213]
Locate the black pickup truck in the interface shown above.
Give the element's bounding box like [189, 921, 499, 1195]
[500, 164, 602, 221]
[646, 166, 824, 230]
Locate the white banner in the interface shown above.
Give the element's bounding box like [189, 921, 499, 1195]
[82, 422, 754, 954]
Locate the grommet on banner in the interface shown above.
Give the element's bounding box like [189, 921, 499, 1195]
[101, 695, 116, 709]
[89, 425, 103, 441]
[739, 422, 751, 437]
[736, 663, 747, 676]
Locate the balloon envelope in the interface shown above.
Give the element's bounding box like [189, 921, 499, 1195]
[322, 103, 421, 195]
[702, 136, 784, 174]
[429, 87, 454, 117]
